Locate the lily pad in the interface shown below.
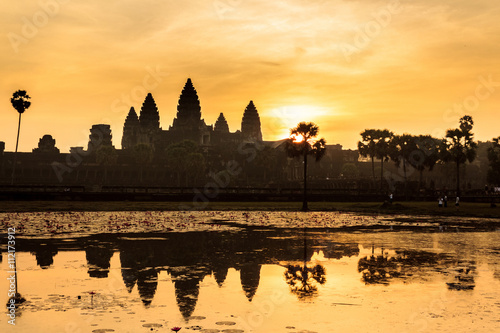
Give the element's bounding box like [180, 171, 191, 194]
[142, 323, 163, 328]
[215, 321, 236, 326]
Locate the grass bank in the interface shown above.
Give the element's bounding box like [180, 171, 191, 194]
[0, 200, 498, 218]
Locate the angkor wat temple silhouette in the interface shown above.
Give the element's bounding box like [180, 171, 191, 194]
[121, 78, 263, 150]
[0, 78, 358, 188]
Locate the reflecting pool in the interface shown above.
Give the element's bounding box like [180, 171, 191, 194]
[2, 225, 500, 332]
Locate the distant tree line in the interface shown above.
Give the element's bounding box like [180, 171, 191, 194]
[358, 115, 500, 198]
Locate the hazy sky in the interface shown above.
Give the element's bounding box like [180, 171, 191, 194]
[1, 0, 499, 152]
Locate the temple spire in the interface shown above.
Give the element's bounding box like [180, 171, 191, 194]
[173, 78, 202, 127]
[240, 263, 261, 302]
[241, 100, 262, 141]
[139, 93, 160, 131]
[214, 113, 230, 133]
[122, 107, 140, 149]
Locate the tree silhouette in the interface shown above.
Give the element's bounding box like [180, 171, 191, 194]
[389, 134, 417, 200]
[375, 129, 393, 190]
[285, 122, 326, 211]
[284, 264, 326, 298]
[442, 116, 477, 197]
[413, 135, 441, 194]
[487, 137, 500, 186]
[10, 90, 31, 184]
[358, 129, 393, 189]
[358, 129, 378, 182]
[341, 162, 359, 179]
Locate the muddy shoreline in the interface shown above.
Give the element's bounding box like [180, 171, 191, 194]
[0, 200, 499, 218]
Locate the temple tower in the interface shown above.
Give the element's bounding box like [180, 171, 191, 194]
[138, 93, 161, 145]
[169, 78, 210, 144]
[172, 78, 202, 129]
[241, 101, 262, 141]
[33, 135, 60, 154]
[88, 124, 113, 152]
[139, 93, 160, 130]
[214, 113, 230, 133]
[122, 107, 140, 149]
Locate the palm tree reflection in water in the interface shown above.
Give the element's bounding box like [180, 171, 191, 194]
[357, 246, 400, 285]
[284, 229, 326, 298]
[285, 264, 326, 298]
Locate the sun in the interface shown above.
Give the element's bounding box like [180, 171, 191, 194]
[262, 105, 330, 140]
[291, 133, 305, 143]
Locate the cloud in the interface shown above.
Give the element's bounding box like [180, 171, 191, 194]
[0, 0, 499, 152]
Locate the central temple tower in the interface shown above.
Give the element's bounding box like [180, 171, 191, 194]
[169, 78, 211, 144]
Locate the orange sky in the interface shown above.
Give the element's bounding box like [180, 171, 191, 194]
[1, 0, 500, 152]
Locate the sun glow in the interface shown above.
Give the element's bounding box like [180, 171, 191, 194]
[262, 105, 331, 141]
[291, 134, 305, 143]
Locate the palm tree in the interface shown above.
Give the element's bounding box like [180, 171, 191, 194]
[285, 122, 326, 211]
[389, 134, 417, 200]
[375, 129, 393, 190]
[442, 116, 477, 197]
[487, 136, 500, 186]
[413, 135, 441, 194]
[358, 129, 378, 182]
[10, 90, 31, 184]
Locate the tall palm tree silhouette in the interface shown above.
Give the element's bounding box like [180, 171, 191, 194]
[285, 122, 326, 211]
[358, 129, 378, 182]
[10, 90, 31, 184]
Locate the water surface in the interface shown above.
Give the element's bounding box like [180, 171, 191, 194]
[1, 215, 500, 332]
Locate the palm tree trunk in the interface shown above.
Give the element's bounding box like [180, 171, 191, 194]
[11, 113, 22, 185]
[302, 152, 308, 211]
[380, 159, 384, 191]
[403, 159, 408, 201]
[463, 163, 467, 195]
[418, 168, 423, 199]
[456, 159, 460, 197]
[371, 156, 375, 183]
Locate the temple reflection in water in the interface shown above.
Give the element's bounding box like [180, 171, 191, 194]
[15, 229, 486, 319]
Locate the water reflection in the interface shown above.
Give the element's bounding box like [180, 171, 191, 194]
[85, 242, 114, 278]
[8, 229, 498, 321]
[284, 264, 326, 298]
[357, 246, 457, 285]
[239, 263, 261, 301]
[284, 229, 327, 298]
[30, 243, 57, 269]
[446, 267, 475, 290]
